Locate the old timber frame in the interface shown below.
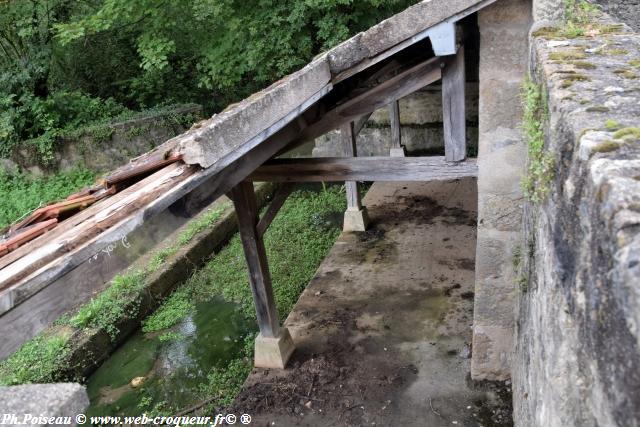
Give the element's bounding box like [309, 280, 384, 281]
[0, 0, 498, 368]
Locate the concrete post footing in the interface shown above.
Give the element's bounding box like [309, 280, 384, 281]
[343, 207, 370, 232]
[389, 147, 406, 157]
[254, 328, 295, 369]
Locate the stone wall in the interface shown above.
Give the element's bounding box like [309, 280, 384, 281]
[513, 17, 640, 426]
[312, 83, 479, 157]
[471, 0, 532, 381]
[594, 0, 640, 31]
[4, 104, 202, 175]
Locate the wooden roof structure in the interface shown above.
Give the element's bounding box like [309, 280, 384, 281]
[0, 0, 495, 364]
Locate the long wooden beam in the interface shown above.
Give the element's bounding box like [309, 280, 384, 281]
[249, 157, 477, 182]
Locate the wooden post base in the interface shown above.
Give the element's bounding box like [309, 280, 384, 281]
[254, 328, 295, 369]
[343, 207, 370, 232]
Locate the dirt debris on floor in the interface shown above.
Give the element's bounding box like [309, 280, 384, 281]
[229, 180, 513, 426]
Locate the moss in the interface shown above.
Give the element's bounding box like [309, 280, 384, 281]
[585, 105, 609, 112]
[596, 23, 625, 34]
[613, 69, 638, 79]
[630, 59, 640, 69]
[559, 74, 591, 88]
[521, 77, 555, 203]
[592, 140, 621, 153]
[613, 127, 640, 140]
[605, 119, 621, 130]
[550, 50, 586, 61]
[602, 48, 629, 56]
[572, 60, 596, 69]
[532, 27, 564, 38]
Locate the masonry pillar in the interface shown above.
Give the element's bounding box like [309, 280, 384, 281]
[471, 0, 532, 381]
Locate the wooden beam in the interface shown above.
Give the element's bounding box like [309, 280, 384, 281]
[353, 112, 372, 136]
[442, 46, 466, 162]
[341, 122, 362, 210]
[388, 100, 402, 150]
[255, 183, 296, 238]
[249, 156, 477, 182]
[230, 181, 280, 338]
[293, 57, 443, 147]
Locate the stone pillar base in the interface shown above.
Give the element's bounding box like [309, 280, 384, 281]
[343, 207, 369, 232]
[254, 328, 295, 369]
[389, 147, 406, 157]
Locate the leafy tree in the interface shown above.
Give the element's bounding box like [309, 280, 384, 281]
[55, 0, 415, 109]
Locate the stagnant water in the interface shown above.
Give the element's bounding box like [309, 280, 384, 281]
[86, 297, 254, 416]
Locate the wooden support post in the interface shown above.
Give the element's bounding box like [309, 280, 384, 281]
[256, 183, 296, 238]
[230, 181, 294, 368]
[388, 100, 405, 157]
[442, 45, 466, 162]
[341, 122, 369, 232]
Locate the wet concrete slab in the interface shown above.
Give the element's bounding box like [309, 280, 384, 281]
[231, 179, 512, 426]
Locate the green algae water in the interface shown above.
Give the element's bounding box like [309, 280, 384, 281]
[86, 297, 254, 416]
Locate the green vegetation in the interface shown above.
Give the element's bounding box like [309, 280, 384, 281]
[613, 69, 638, 79]
[559, 73, 591, 88]
[586, 105, 610, 113]
[613, 127, 640, 141]
[521, 77, 555, 203]
[0, 167, 95, 229]
[0, 331, 70, 385]
[572, 61, 596, 69]
[591, 140, 621, 153]
[68, 205, 227, 339]
[1, 0, 414, 164]
[605, 119, 621, 130]
[144, 186, 346, 334]
[550, 50, 586, 61]
[0, 186, 346, 388]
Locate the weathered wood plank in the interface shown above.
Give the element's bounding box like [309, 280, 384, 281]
[341, 122, 362, 210]
[256, 183, 296, 238]
[249, 157, 477, 182]
[230, 181, 280, 338]
[442, 46, 466, 162]
[0, 85, 333, 304]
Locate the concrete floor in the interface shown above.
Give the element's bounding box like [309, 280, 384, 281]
[232, 179, 512, 426]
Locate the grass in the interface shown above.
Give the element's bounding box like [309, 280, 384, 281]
[0, 202, 228, 385]
[142, 185, 347, 414]
[521, 77, 555, 203]
[0, 331, 71, 385]
[143, 186, 346, 333]
[68, 204, 227, 339]
[0, 167, 96, 229]
[0, 185, 346, 391]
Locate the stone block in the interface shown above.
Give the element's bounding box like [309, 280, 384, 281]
[479, 28, 530, 80]
[478, 193, 524, 232]
[479, 79, 525, 133]
[343, 207, 370, 232]
[0, 383, 89, 426]
[254, 328, 295, 369]
[478, 0, 533, 27]
[389, 147, 406, 157]
[477, 138, 526, 195]
[471, 325, 514, 381]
